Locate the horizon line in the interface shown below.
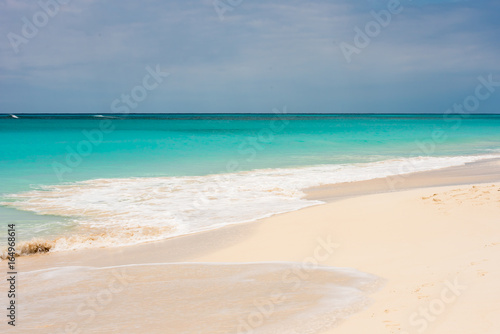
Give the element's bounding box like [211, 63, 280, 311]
[2, 112, 500, 116]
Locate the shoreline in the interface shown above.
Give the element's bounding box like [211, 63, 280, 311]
[15, 157, 500, 271]
[4, 158, 500, 333]
[11, 157, 500, 268]
[3, 155, 499, 260]
[305, 157, 500, 202]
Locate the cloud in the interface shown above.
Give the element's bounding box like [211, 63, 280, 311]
[0, 0, 499, 113]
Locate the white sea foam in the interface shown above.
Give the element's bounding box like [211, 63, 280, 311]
[1, 154, 498, 253]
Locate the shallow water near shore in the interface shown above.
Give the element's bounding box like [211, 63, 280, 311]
[1, 262, 382, 334]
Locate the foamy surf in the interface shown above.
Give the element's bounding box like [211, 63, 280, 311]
[1, 262, 382, 333]
[1, 154, 498, 256]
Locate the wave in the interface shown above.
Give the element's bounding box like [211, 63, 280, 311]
[93, 114, 122, 119]
[1, 154, 499, 256]
[16, 262, 382, 333]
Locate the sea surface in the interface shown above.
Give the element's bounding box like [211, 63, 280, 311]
[1, 113, 499, 253]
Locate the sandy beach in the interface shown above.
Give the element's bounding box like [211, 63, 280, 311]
[3, 159, 500, 333]
[2, 0, 499, 332]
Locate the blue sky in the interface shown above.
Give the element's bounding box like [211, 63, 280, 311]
[0, 0, 499, 113]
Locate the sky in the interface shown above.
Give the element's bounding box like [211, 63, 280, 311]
[0, 0, 499, 114]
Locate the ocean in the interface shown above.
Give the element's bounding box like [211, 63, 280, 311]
[1, 113, 499, 253]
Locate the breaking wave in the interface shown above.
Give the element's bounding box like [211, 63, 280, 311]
[1, 154, 498, 256]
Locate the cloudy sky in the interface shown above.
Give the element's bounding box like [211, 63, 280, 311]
[1, 0, 499, 113]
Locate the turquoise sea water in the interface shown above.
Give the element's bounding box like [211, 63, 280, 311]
[1, 114, 499, 251]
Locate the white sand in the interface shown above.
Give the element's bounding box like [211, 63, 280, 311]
[193, 183, 500, 334]
[4, 175, 500, 333]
